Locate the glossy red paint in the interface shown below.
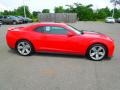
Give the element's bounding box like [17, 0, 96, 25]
[6, 22, 114, 58]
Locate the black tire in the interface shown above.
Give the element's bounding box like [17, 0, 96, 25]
[13, 21, 17, 25]
[0, 21, 2, 25]
[16, 40, 33, 56]
[87, 44, 107, 61]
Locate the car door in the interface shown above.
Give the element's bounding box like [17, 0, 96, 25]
[4, 16, 11, 24]
[34, 25, 81, 53]
[2, 16, 7, 23]
[41, 26, 70, 52]
[7, 17, 13, 23]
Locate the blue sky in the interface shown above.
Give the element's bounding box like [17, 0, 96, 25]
[0, 0, 114, 12]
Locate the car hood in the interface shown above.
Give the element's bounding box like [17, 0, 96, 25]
[82, 30, 110, 39]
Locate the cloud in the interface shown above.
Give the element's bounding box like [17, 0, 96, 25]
[0, 2, 9, 11]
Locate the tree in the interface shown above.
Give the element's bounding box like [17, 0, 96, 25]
[96, 7, 111, 19]
[65, 4, 76, 13]
[112, 8, 120, 18]
[2, 10, 10, 15]
[65, 3, 94, 20]
[110, 0, 120, 17]
[1, 6, 31, 18]
[32, 11, 40, 18]
[15, 6, 31, 17]
[54, 6, 64, 13]
[42, 9, 50, 13]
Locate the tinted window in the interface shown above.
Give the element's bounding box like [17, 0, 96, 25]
[35, 26, 45, 32]
[44, 26, 67, 34]
[0, 16, 3, 19]
[4, 16, 7, 18]
[8, 16, 17, 19]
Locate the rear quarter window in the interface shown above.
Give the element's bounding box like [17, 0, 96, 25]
[34, 26, 45, 33]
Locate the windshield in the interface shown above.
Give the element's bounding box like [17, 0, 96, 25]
[67, 25, 81, 34]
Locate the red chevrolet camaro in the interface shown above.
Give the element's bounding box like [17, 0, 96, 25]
[6, 22, 114, 61]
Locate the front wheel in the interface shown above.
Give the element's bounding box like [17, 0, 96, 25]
[13, 21, 17, 25]
[87, 44, 107, 61]
[16, 40, 33, 56]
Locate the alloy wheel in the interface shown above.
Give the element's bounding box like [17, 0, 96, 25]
[17, 41, 32, 56]
[89, 45, 106, 61]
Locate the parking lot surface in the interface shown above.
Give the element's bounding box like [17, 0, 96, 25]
[0, 22, 120, 90]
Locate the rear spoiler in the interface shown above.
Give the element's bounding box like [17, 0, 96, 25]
[8, 27, 24, 31]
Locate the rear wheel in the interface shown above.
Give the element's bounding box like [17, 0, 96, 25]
[13, 21, 17, 25]
[16, 40, 33, 56]
[0, 21, 2, 25]
[87, 44, 107, 61]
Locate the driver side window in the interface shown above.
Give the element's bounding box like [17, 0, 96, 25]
[35, 26, 68, 35]
[44, 26, 68, 35]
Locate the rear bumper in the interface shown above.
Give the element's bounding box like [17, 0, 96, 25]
[105, 19, 115, 23]
[6, 31, 17, 49]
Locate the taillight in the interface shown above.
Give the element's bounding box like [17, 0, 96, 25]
[8, 27, 24, 31]
[8, 27, 15, 31]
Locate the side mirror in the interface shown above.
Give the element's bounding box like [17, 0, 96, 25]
[67, 32, 74, 37]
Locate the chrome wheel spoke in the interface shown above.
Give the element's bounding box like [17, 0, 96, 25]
[98, 52, 104, 56]
[90, 52, 96, 57]
[92, 47, 97, 52]
[18, 46, 24, 49]
[95, 54, 99, 60]
[98, 47, 103, 52]
[21, 42, 26, 46]
[25, 48, 30, 53]
[26, 45, 30, 49]
[21, 48, 26, 54]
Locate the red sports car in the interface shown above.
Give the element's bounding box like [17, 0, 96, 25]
[6, 22, 114, 61]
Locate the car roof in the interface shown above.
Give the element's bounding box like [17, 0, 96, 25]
[23, 22, 68, 31]
[35, 22, 67, 26]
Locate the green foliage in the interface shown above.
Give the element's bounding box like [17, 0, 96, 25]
[32, 11, 40, 18]
[54, 6, 64, 13]
[65, 3, 95, 20]
[1, 5, 31, 18]
[15, 6, 31, 17]
[42, 9, 50, 13]
[96, 7, 111, 19]
[65, 3, 120, 21]
[112, 8, 120, 18]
